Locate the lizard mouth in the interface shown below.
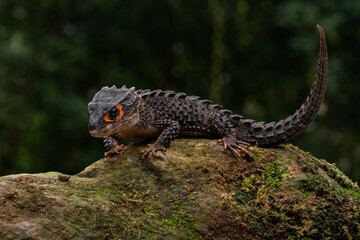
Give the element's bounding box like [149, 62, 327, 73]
[89, 124, 119, 138]
[89, 129, 104, 138]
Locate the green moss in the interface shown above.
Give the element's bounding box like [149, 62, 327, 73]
[302, 201, 352, 239]
[343, 188, 360, 201]
[252, 147, 265, 162]
[163, 218, 178, 228]
[235, 174, 261, 205]
[291, 153, 298, 161]
[263, 160, 285, 188]
[296, 174, 322, 193]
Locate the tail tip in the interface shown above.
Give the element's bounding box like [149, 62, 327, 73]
[317, 24, 323, 31]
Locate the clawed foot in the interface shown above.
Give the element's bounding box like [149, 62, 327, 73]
[104, 144, 126, 157]
[141, 144, 166, 160]
[218, 137, 253, 159]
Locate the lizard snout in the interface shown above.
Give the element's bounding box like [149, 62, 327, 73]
[88, 122, 96, 131]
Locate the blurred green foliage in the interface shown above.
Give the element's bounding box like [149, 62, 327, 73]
[0, 0, 359, 181]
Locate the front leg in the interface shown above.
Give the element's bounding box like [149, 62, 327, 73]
[141, 120, 180, 159]
[103, 136, 126, 157]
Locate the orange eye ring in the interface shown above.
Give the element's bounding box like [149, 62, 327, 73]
[104, 104, 124, 122]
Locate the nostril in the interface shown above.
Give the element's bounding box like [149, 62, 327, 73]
[88, 123, 96, 131]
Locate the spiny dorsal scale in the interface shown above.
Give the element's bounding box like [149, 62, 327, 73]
[220, 109, 232, 117]
[164, 91, 176, 98]
[149, 90, 161, 98]
[228, 114, 243, 128]
[199, 99, 212, 106]
[175, 92, 187, 100]
[211, 104, 223, 111]
[157, 92, 166, 97]
[186, 96, 201, 101]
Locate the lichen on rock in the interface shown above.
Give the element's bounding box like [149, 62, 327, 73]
[0, 139, 359, 239]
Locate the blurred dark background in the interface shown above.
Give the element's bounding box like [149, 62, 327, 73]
[0, 1, 359, 182]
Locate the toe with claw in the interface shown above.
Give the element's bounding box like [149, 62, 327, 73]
[218, 136, 253, 159]
[141, 143, 166, 159]
[104, 144, 126, 157]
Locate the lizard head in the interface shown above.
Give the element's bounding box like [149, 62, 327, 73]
[87, 85, 141, 137]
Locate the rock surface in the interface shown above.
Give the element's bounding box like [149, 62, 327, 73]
[0, 139, 359, 239]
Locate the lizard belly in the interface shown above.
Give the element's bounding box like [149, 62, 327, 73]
[117, 126, 161, 139]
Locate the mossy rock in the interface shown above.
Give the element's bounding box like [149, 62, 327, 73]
[0, 139, 359, 239]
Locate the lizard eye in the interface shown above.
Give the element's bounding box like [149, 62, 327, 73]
[109, 107, 118, 118]
[104, 104, 124, 122]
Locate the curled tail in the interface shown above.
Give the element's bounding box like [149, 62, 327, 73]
[240, 25, 328, 147]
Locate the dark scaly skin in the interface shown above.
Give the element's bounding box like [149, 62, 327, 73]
[237, 25, 328, 147]
[88, 25, 328, 160]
